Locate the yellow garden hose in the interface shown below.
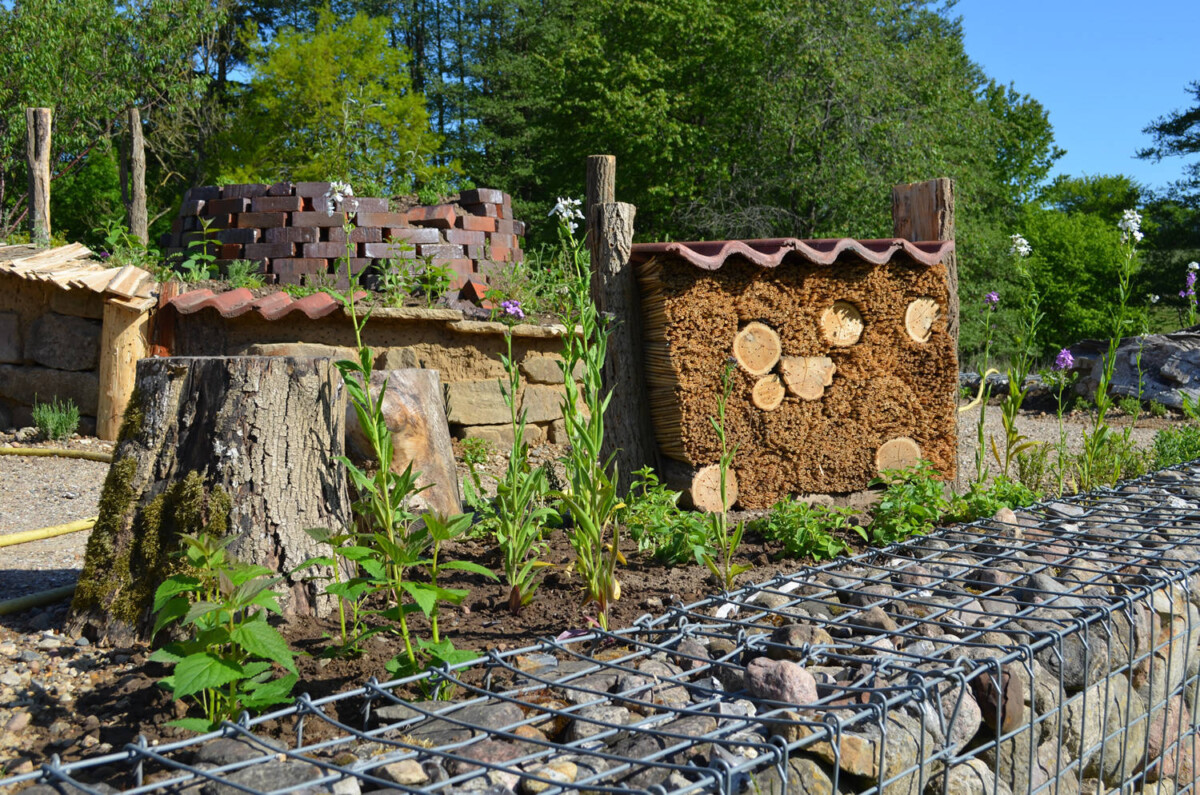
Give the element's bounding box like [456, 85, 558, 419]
[0, 518, 96, 548]
[0, 446, 112, 463]
[0, 584, 77, 616]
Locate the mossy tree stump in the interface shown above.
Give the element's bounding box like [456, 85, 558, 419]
[67, 356, 351, 644]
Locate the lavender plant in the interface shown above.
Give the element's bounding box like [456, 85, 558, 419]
[1181, 262, 1198, 327]
[1047, 348, 1079, 496]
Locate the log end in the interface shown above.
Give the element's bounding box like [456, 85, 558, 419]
[779, 356, 836, 401]
[751, 374, 786, 411]
[733, 321, 782, 375]
[875, 437, 922, 474]
[905, 297, 940, 343]
[692, 463, 738, 513]
[821, 301, 864, 347]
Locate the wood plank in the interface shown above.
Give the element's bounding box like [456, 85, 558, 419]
[892, 178, 957, 342]
[96, 299, 150, 441]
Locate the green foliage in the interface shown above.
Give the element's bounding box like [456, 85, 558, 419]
[459, 436, 492, 511]
[222, 9, 451, 193]
[493, 331, 556, 613]
[223, 260, 265, 290]
[31, 397, 80, 441]
[619, 467, 712, 566]
[700, 364, 751, 591]
[149, 532, 297, 732]
[948, 476, 1038, 524]
[178, 217, 219, 282]
[1154, 424, 1200, 469]
[302, 525, 384, 657]
[1118, 396, 1143, 417]
[1139, 80, 1200, 206]
[1149, 400, 1168, 418]
[412, 260, 454, 307]
[485, 245, 579, 320]
[867, 461, 950, 545]
[755, 498, 862, 561]
[93, 219, 160, 271]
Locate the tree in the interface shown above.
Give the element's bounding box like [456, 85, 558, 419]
[1139, 80, 1200, 205]
[219, 9, 450, 194]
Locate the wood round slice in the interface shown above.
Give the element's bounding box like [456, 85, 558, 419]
[821, 301, 864, 347]
[875, 436, 922, 473]
[692, 463, 739, 513]
[905, 297, 940, 343]
[779, 356, 836, 401]
[751, 374, 786, 410]
[733, 322, 782, 375]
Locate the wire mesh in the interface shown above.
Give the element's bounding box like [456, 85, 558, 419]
[4, 463, 1200, 795]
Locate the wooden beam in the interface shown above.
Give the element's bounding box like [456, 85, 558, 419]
[96, 298, 150, 440]
[892, 177, 958, 342]
[25, 108, 52, 246]
[126, 107, 148, 245]
[585, 154, 616, 257]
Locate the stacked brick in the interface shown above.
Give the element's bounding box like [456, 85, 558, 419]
[160, 183, 525, 290]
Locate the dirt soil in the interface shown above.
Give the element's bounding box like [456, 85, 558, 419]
[0, 404, 1186, 772]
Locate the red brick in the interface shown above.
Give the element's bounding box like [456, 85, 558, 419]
[186, 185, 221, 202]
[251, 196, 303, 212]
[511, 247, 525, 263]
[223, 183, 268, 200]
[291, 211, 351, 228]
[294, 181, 332, 198]
[464, 244, 485, 259]
[353, 198, 389, 213]
[489, 233, 518, 249]
[245, 242, 296, 259]
[172, 217, 184, 233]
[513, 220, 526, 237]
[362, 242, 416, 259]
[417, 243, 464, 259]
[408, 205, 456, 229]
[328, 226, 382, 243]
[265, 226, 318, 244]
[267, 181, 294, 196]
[461, 202, 498, 218]
[303, 242, 347, 259]
[445, 228, 485, 246]
[458, 188, 505, 205]
[219, 243, 243, 259]
[386, 227, 442, 245]
[207, 197, 250, 214]
[460, 280, 488, 302]
[207, 214, 236, 230]
[180, 199, 205, 216]
[459, 215, 496, 233]
[216, 228, 260, 245]
[271, 258, 328, 277]
[356, 212, 410, 227]
[237, 212, 288, 229]
[489, 244, 512, 262]
[340, 258, 375, 276]
[442, 259, 474, 289]
[494, 219, 516, 236]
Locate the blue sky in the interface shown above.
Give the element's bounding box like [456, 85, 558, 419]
[957, 0, 1199, 193]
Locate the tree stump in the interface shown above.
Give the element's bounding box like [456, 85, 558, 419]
[67, 356, 351, 644]
[344, 368, 461, 517]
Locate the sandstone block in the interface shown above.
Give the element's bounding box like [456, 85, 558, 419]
[240, 342, 357, 361]
[0, 365, 99, 414]
[25, 313, 101, 371]
[445, 379, 510, 425]
[456, 422, 545, 448]
[0, 312, 20, 362]
[521, 384, 566, 423]
[375, 348, 420, 370]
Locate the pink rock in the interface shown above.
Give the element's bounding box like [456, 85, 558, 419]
[745, 657, 818, 705]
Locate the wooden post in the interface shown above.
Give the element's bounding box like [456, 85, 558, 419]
[126, 107, 148, 244]
[586, 154, 616, 257]
[892, 178, 957, 343]
[25, 107, 52, 246]
[96, 299, 150, 440]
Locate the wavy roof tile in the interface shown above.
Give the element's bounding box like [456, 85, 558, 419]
[629, 238, 952, 270]
[168, 288, 364, 321]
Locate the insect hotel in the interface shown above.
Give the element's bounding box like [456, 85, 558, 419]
[631, 236, 957, 510]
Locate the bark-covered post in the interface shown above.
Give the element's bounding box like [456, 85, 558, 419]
[126, 107, 148, 244]
[67, 356, 351, 644]
[586, 157, 659, 492]
[25, 107, 52, 246]
[892, 178, 958, 343]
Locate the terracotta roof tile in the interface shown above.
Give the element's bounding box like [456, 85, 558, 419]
[250, 292, 295, 321]
[207, 288, 257, 317]
[170, 289, 217, 313]
[629, 238, 953, 270]
[288, 292, 342, 319]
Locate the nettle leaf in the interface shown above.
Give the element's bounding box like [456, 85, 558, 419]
[148, 646, 185, 665]
[399, 582, 438, 616]
[439, 560, 499, 580]
[172, 652, 245, 700]
[153, 576, 202, 613]
[241, 673, 298, 709]
[231, 620, 297, 674]
[167, 717, 218, 733]
[152, 597, 191, 638]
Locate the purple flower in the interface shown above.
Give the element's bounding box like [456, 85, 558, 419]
[98, 251, 111, 260]
[1054, 348, 1074, 371]
[984, 291, 999, 308]
[1188, 272, 1197, 289]
[500, 299, 525, 320]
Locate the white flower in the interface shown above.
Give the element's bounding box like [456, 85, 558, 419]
[1189, 261, 1199, 272]
[1009, 233, 1032, 258]
[549, 196, 585, 230]
[1150, 294, 1160, 304]
[325, 181, 357, 216]
[1117, 208, 1143, 244]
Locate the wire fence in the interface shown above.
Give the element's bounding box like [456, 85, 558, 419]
[4, 463, 1200, 795]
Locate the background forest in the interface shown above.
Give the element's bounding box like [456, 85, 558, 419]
[1, 0, 1198, 365]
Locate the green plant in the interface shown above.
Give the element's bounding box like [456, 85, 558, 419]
[281, 282, 323, 299]
[302, 526, 384, 657]
[1118, 396, 1142, 417]
[459, 436, 492, 511]
[991, 236, 1042, 479]
[620, 466, 712, 565]
[1154, 425, 1200, 468]
[416, 175, 454, 206]
[1014, 444, 1050, 495]
[755, 498, 862, 561]
[551, 205, 623, 629]
[224, 259, 265, 289]
[377, 256, 414, 307]
[948, 476, 1038, 523]
[412, 258, 454, 307]
[1183, 393, 1200, 421]
[31, 396, 79, 440]
[178, 217, 219, 282]
[972, 292, 999, 483]
[149, 532, 298, 732]
[867, 460, 950, 545]
[1149, 400, 1167, 418]
[493, 329, 556, 613]
[93, 218, 160, 271]
[701, 363, 751, 591]
[1043, 358, 1079, 496]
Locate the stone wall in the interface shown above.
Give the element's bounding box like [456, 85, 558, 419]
[161, 184, 525, 292]
[0, 273, 103, 434]
[170, 304, 580, 446]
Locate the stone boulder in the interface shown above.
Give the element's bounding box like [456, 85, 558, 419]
[1068, 328, 1200, 408]
[24, 312, 101, 371]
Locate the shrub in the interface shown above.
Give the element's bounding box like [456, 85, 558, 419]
[1154, 425, 1200, 468]
[948, 476, 1038, 523]
[867, 460, 950, 545]
[755, 498, 862, 561]
[620, 467, 712, 565]
[32, 397, 79, 440]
